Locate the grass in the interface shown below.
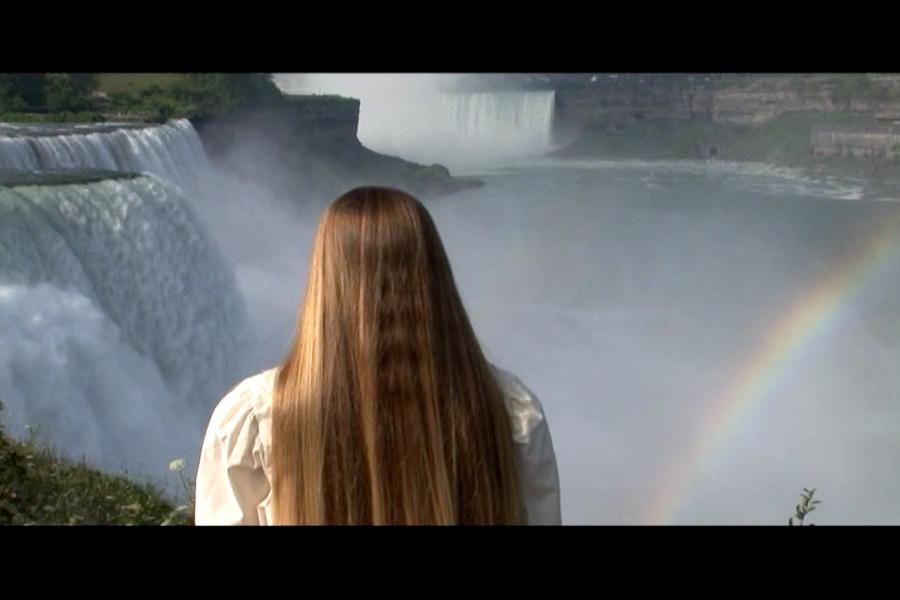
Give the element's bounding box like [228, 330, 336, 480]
[94, 74, 203, 122]
[0, 111, 107, 123]
[726, 110, 881, 166]
[0, 403, 193, 526]
[0, 74, 283, 124]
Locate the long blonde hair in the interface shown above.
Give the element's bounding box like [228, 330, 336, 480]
[271, 186, 523, 525]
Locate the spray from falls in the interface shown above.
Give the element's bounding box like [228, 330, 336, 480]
[0, 174, 255, 484]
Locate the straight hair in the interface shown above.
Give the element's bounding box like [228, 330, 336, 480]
[271, 186, 523, 524]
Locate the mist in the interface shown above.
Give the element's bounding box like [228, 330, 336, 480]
[190, 74, 900, 523]
[3, 74, 900, 523]
[132, 78, 900, 524]
[420, 159, 900, 524]
[273, 74, 559, 171]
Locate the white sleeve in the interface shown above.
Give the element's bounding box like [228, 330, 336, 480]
[194, 393, 270, 526]
[518, 409, 562, 525]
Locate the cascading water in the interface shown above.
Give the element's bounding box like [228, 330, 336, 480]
[274, 74, 557, 170]
[356, 89, 558, 169]
[0, 168, 254, 486]
[437, 91, 556, 151]
[0, 119, 208, 188]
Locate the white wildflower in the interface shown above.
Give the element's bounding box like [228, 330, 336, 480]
[169, 459, 187, 472]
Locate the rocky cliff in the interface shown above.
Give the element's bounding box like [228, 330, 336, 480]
[546, 74, 900, 175]
[553, 74, 900, 134]
[192, 95, 480, 203]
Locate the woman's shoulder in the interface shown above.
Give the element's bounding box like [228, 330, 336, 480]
[488, 363, 547, 445]
[203, 367, 279, 448]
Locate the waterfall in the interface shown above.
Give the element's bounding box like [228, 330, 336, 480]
[437, 91, 556, 150]
[273, 74, 558, 168]
[0, 174, 254, 482]
[0, 119, 208, 187]
[355, 89, 558, 169]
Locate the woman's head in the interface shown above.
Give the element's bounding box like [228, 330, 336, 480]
[272, 186, 523, 524]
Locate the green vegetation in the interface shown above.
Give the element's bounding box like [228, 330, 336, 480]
[557, 110, 890, 173]
[44, 73, 97, 112]
[0, 73, 282, 123]
[99, 73, 283, 122]
[0, 74, 46, 111]
[0, 401, 192, 525]
[94, 73, 184, 96]
[788, 487, 821, 526]
[826, 74, 900, 106]
[0, 73, 97, 115]
[555, 119, 747, 160]
[0, 111, 107, 123]
[727, 111, 880, 166]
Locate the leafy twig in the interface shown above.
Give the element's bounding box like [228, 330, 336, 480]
[788, 487, 821, 526]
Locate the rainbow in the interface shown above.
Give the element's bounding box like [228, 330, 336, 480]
[645, 214, 900, 524]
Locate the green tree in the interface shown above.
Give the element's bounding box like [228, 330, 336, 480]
[44, 73, 93, 112]
[68, 73, 97, 92]
[0, 73, 45, 111]
[186, 73, 281, 114]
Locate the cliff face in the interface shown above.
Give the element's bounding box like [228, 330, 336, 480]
[194, 95, 363, 161]
[549, 75, 900, 175]
[554, 75, 900, 133]
[192, 95, 479, 203]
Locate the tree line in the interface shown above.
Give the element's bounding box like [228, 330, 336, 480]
[0, 74, 282, 119]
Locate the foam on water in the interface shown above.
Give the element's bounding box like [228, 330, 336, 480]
[0, 175, 255, 485]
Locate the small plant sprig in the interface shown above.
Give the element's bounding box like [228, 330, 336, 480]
[789, 487, 821, 526]
[162, 459, 195, 526]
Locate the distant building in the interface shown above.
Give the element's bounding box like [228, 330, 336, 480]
[89, 90, 110, 108]
[811, 125, 900, 159]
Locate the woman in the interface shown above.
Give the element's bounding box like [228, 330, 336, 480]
[195, 186, 561, 525]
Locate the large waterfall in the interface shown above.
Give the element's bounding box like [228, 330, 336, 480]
[437, 91, 556, 150]
[0, 119, 208, 187]
[360, 89, 558, 169]
[353, 89, 558, 170]
[0, 174, 255, 480]
[273, 74, 557, 170]
[0, 119, 254, 488]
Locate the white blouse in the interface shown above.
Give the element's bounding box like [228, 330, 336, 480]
[194, 364, 562, 525]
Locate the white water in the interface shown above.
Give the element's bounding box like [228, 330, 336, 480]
[363, 89, 557, 169]
[438, 91, 555, 150]
[0, 283, 199, 479]
[0, 119, 207, 187]
[0, 174, 254, 486]
[273, 74, 558, 169]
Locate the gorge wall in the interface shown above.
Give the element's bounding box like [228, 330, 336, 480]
[553, 75, 900, 136]
[540, 74, 900, 170]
